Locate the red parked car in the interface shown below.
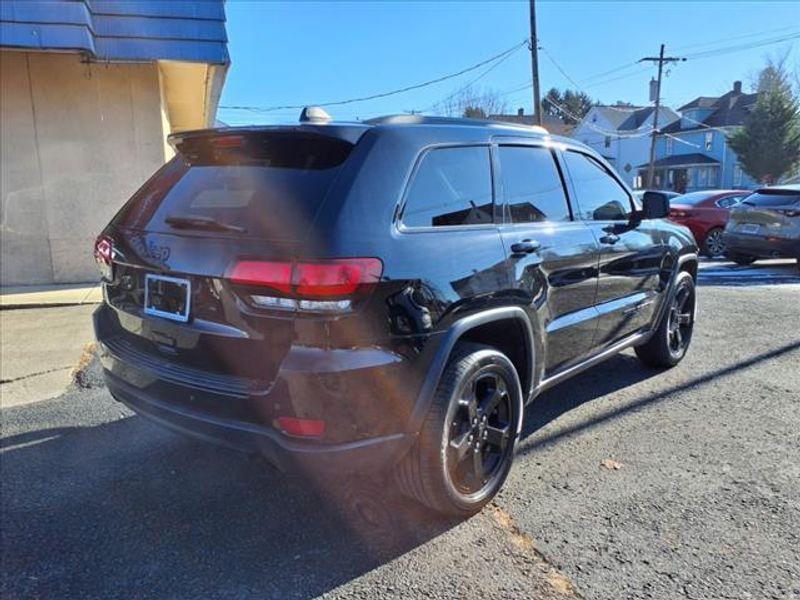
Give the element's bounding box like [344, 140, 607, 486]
[668, 190, 751, 256]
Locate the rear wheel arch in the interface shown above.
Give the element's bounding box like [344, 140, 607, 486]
[408, 307, 537, 436]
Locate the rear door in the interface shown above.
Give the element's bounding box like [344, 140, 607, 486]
[561, 150, 666, 347]
[495, 143, 600, 375]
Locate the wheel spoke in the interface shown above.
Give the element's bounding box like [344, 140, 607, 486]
[674, 327, 683, 348]
[472, 448, 485, 484]
[449, 430, 472, 464]
[485, 425, 510, 451]
[459, 397, 478, 424]
[677, 312, 691, 326]
[479, 386, 506, 417]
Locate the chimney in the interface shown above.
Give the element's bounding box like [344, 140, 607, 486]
[733, 81, 742, 94]
[517, 107, 524, 117]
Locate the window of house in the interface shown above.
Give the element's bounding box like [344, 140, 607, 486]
[604, 136, 611, 148]
[696, 167, 708, 187]
[705, 132, 714, 151]
[563, 151, 633, 221]
[401, 146, 493, 228]
[665, 137, 674, 155]
[497, 146, 571, 223]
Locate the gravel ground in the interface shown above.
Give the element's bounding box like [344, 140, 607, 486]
[1, 283, 798, 599]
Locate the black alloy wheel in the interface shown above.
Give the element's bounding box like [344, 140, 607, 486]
[666, 281, 695, 359]
[635, 270, 696, 368]
[445, 368, 514, 496]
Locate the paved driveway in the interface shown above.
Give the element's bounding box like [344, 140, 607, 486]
[1, 283, 799, 599]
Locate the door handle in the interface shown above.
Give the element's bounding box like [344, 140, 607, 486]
[510, 239, 541, 254]
[599, 233, 620, 245]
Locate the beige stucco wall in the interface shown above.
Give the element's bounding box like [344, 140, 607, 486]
[1, 51, 166, 285]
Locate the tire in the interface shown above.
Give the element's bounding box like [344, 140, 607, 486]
[729, 253, 756, 266]
[395, 342, 522, 516]
[635, 271, 696, 368]
[701, 227, 726, 257]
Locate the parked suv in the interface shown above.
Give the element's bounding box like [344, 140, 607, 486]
[93, 113, 698, 515]
[723, 185, 800, 268]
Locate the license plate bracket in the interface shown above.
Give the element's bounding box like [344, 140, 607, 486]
[144, 274, 191, 322]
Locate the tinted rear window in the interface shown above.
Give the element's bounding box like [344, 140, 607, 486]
[111, 134, 353, 239]
[742, 191, 800, 207]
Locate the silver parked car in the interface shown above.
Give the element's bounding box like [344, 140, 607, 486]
[723, 184, 800, 269]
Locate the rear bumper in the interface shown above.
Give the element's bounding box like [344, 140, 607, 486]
[105, 369, 413, 474]
[723, 232, 800, 258]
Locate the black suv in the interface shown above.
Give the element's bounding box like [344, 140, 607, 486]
[93, 114, 698, 515]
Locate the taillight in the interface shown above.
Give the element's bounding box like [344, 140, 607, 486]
[228, 258, 382, 312]
[776, 208, 800, 218]
[94, 236, 114, 280]
[275, 416, 326, 438]
[670, 209, 690, 218]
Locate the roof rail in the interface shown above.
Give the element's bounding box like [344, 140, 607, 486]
[364, 114, 549, 134]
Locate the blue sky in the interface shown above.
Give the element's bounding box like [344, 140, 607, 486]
[218, 1, 800, 126]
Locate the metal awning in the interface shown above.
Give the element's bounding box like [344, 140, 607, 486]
[637, 153, 720, 169]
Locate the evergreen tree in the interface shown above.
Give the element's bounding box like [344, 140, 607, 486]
[728, 62, 800, 184]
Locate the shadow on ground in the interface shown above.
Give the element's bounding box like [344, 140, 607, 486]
[0, 415, 458, 599]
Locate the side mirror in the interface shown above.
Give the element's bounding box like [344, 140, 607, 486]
[641, 191, 670, 219]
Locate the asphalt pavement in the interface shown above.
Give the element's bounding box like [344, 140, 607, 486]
[1, 272, 799, 599]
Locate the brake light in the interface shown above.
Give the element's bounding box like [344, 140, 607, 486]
[211, 135, 245, 149]
[229, 261, 292, 293]
[228, 258, 382, 312]
[275, 416, 326, 437]
[670, 210, 690, 218]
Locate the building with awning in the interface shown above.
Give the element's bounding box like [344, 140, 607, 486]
[637, 82, 759, 194]
[1, 1, 229, 285]
[636, 154, 721, 193]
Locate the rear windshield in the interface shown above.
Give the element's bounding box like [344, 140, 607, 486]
[741, 191, 800, 207]
[111, 134, 353, 239]
[672, 191, 717, 205]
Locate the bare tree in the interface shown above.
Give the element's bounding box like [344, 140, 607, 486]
[433, 86, 507, 118]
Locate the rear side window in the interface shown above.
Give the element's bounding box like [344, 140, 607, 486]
[111, 134, 354, 239]
[563, 151, 633, 221]
[742, 191, 800, 207]
[401, 146, 493, 228]
[498, 146, 570, 223]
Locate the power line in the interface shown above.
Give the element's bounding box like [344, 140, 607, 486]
[673, 25, 800, 52]
[220, 38, 528, 113]
[424, 44, 524, 113]
[684, 31, 800, 60]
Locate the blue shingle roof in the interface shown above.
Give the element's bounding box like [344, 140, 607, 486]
[0, 0, 228, 64]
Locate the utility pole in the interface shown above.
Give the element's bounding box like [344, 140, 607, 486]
[640, 44, 684, 188]
[528, 0, 542, 126]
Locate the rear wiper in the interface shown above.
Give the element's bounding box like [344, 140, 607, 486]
[165, 215, 245, 233]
